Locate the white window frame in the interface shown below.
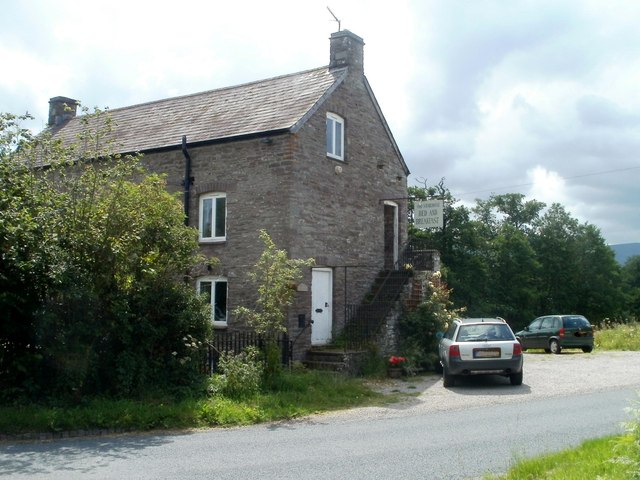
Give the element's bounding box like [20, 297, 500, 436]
[197, 276, 228, 328]
[199, 193, 226, 243]
[326, 112, 344, 161]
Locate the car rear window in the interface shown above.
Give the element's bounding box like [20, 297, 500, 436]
[562, 316, 590, 329]
[456, 324, 515, 342]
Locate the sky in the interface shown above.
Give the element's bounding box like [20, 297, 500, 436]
[1, 0, 639, 245]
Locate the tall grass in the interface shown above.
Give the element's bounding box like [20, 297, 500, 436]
[595, 320, 640, 351]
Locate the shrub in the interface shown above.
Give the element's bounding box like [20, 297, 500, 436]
[399, 272, 465, 370]
[208, 347, 264, 399]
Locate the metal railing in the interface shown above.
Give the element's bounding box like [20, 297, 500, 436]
[342, 270, 411, 350]
[202, 331, 292, 374]
[339, 238, 440, 350]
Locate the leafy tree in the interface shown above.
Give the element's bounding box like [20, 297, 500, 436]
[487, 224, 541, 324]
[530, 204, 581, 313]
[474, 193, 545, 234]
[571, 223, 622, 322]
[0, 110, 211, 401]
[407, 180, 625, 330]
[622, 256, 640, 319]
[409, 179, 492, 313]
[234, 230, 314, 378]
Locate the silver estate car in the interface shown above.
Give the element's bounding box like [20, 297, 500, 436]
[437, 318, 524, 387]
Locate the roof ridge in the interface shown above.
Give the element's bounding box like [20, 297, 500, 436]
[100, 65, 341, 114]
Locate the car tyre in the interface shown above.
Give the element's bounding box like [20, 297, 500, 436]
[510, 371, 523, 386]
[443, 368, 455, 388]
[582, 346, 593, 353]
[549, 339, 562, 354]
[516, 338, 527, 351]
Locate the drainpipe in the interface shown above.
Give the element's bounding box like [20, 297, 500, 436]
[181, 135, 192, 226]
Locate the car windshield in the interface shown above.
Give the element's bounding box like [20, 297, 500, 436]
[456, 324, 514, 342]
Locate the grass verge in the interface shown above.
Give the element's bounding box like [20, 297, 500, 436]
[0, 370, 390, 436]
[485, 435, 638, 479]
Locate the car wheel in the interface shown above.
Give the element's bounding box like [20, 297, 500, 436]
[582, 346, 593, 353]
[516, 338, 527, 351]
[443, 367, 455, 388]
[549, 339, 562, 354]
[434, 360, 443, 374]
[510, 371, 523, 386]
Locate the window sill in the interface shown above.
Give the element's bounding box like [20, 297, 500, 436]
[199, 238, 227, 244]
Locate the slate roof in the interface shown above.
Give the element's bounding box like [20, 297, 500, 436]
[49, 66, 348, 154]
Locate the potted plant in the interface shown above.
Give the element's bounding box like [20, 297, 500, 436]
[388, 355, 407, 378]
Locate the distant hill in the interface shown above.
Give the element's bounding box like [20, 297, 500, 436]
[610, 243, 640, 265]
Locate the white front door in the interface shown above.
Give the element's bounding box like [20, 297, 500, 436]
[311, 268, 333, 346]
[384, 201, 399, 269]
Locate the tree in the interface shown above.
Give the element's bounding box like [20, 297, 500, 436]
[487, 224, 541, 324]
[0, 111, 211, 401]
[622, 256, 640, 319]
[474, 193, 545, 234]
[406, 179, 624, 329]
[408, 180, 492, 316]
[234, 230, 314, 378]
[571, 223, 622, 322]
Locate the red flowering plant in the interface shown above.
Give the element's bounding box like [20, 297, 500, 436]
[388, 356, 407, 367]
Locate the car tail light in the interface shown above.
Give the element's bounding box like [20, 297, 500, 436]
[513, 342, 522, 356]
[559, 327, 565, 338]
[449, 345, 460, 358]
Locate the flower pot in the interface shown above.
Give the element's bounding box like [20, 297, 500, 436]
[388, 367, 403, 378]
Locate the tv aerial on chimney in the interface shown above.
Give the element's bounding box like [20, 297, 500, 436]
[327, 6, 341, 31]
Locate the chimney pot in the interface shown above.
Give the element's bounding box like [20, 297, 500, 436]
[48, 96, 79, 126]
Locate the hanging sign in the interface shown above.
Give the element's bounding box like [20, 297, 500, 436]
[414, 200, 444, 229]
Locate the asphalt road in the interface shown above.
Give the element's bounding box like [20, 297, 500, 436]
[1, 351, 639, 480]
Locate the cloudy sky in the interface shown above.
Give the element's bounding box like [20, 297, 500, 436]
[2, 0, 639, 245]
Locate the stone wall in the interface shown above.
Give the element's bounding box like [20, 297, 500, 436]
[139, 69, 408, 359]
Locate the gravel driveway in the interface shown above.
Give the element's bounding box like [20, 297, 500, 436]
[317, 351, 640, 422]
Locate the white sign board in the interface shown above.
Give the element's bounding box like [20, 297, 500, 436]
[414, 200, 444, 229]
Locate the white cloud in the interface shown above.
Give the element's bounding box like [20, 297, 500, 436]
[1, 0, 639, 244]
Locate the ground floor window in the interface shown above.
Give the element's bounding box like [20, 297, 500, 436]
[197, 276, 228, 327]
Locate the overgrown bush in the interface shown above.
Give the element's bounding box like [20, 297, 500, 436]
[207, 347, 264, 399]
[0, 111, 212, 403]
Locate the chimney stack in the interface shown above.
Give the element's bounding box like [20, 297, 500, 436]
[48, 96, 79, 126]
[329, 30, 364, 73]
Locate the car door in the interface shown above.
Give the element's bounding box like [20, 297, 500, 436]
[538, 316, 557, 349]
[522, 317, 543, 349]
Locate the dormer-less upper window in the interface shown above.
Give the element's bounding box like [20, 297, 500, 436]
[326, 113, 344, 161]
[199, 193, 226, 242]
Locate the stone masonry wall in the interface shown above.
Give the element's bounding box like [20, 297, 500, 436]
[139, 68, 408, 360]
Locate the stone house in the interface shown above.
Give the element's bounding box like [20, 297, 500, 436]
[47, 30, 418, 360]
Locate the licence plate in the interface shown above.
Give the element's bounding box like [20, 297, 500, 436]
[473, 348, 501, 358]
